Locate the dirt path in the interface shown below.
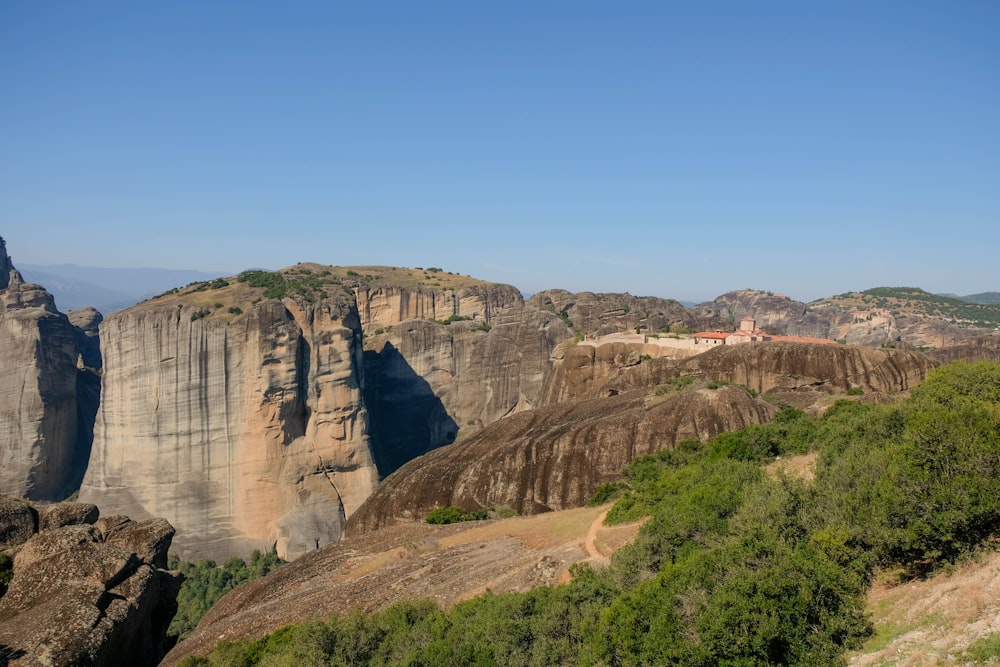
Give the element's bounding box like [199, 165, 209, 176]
[584, 509, 610, 564]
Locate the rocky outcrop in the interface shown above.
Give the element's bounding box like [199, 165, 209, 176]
[694, 289, 996, 348]
[346, 384, 776, 536]
[363, 307, 570, 475]
[0, 238, 96, 501]
[528, 290, 692, 336]
[0, 499, 179, 667]
[80, 287, 378, 562]
[674, 342, 934, 395]
[927, 337, 1000, 365]
[354, 281, 523, 333]
[692, 291, 850, 340]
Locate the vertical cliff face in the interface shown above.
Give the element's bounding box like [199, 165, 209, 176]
[80, 285, 377, 561]
[354, 283, 523, 332]
[0, 238, 93, 500]
[351, 279, 571, 477]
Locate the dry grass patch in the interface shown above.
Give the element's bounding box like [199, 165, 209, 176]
[850, 549, 1000, 666]
[765, 451, 818, 482]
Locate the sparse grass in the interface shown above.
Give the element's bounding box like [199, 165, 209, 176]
[655, 375, 694, 396]
[966, 632, 1000, 663]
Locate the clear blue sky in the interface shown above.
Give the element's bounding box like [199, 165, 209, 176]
[2, 1, 997, 301]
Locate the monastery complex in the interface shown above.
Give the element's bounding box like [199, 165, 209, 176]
[578, 317, 836, 360]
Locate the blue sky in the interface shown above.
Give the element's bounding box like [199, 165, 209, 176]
[2, 1, 997, 301]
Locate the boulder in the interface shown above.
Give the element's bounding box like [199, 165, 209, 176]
[0, 512, 178, 667]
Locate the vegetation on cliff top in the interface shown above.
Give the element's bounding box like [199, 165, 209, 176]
[180, 361, 1000, 666]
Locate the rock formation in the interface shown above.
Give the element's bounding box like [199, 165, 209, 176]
[673, 342, 934, 395]
[527, 289, 692, 335]
[346, 384, 776, 536]
[363, 305, 569, 475]
[0, 238, 97, 501]
[0, 497, 179, 667]
[347, 340, 938, 536]
[80, 283, 378, 562]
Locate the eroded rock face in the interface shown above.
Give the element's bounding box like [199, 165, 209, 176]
[928, 337, 1000, 365]
[363, 306, 570, 476]
[0, 499, 179, 667]
[354, 282, 523, 333]
[675, 342, 934, 394]
[528, 290, 692, 336]
[346, 385, 776, 536]
[0, 238, 95, 501]
[80, 290, 377, 561]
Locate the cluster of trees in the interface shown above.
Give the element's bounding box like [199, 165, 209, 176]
[179, 361, 1000, 666]
[168, 549, 285, 642]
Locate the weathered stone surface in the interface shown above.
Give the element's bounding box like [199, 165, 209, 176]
[80, 288, 378, 561]
[102, 517, 175, 570]
[0, 513, 178, 667]
[0, 497, 37, 551]
[67, 307, 103, 370]
[363, 306, 570, 475]
[354, 282, 523, 333]
[37, 502, 99, 531]
[528, 290, 692, 336]
[675, 342, 934, 394]
[0, 238, 93, 501]
[346, 385, 776, 536]
[928, 337, 1000, 365]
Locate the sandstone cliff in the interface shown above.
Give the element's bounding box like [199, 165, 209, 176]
[363, 306, 569, 474]
[0, 497, 179, 667]
[0, 238, 96, 501]
[80, 279, 378, 562]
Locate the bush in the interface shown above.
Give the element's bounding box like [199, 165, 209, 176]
[425, 506, 487, 524]
[655, 375, 694, 396]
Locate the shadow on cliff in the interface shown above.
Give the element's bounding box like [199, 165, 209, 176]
[363, 342, 459, 478]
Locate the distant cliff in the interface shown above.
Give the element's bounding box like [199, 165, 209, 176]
[0, 238, 97, 501]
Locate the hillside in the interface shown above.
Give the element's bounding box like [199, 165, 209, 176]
[162, 505, 644, 666]
[816, 287, 1000, 329]
[960, 291, 1000, 305]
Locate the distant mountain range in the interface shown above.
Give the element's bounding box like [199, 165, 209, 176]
[19, 264, 227, 313]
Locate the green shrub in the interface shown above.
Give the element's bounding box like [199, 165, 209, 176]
[228, 306, 242, 315]
[655, 375, 694, 395]
[965, 632, 1000, 662]
[425, 506, 487, 524]
[588, 482, 624, 506]
[847, 387, 864, 396]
